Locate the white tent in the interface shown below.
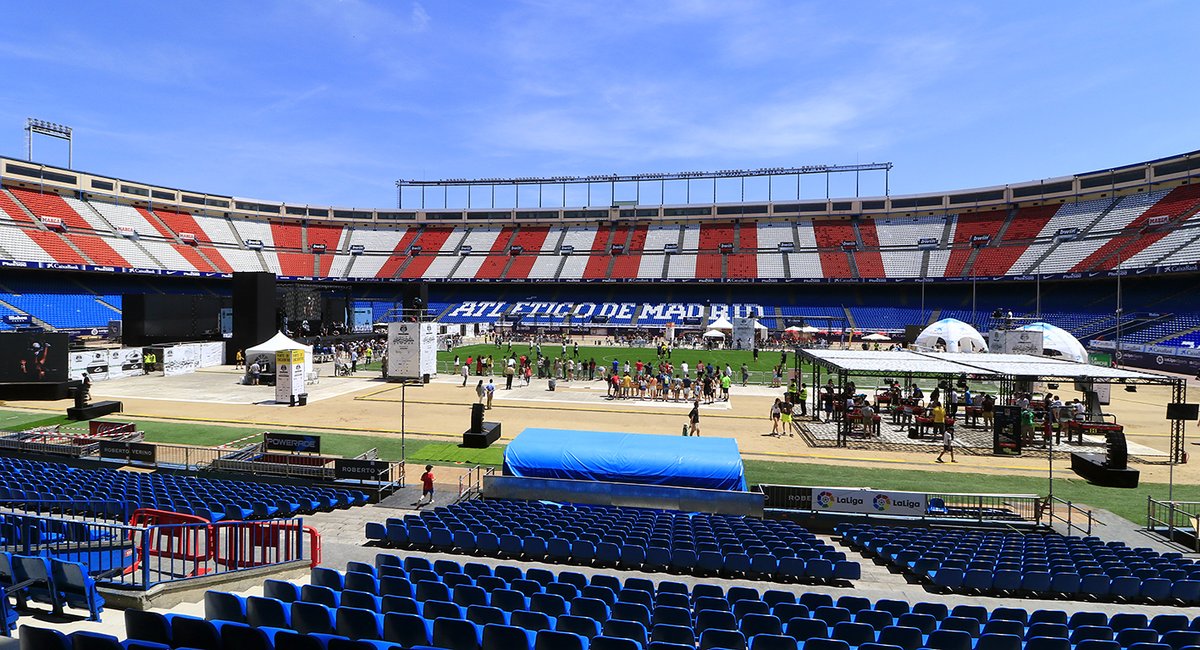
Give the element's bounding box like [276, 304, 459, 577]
[785, 325, 803, 332]
[1017, 321, 1089, 363]
[707, 316, 734, 330]
[703, 329, 726, 338]
[915, 318, 989, 353]
[245, 331, 314, 378]
[800, 325, 821, 333]
[862, 333, 891, 341]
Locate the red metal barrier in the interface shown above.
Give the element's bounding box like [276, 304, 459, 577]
[126, 509, 214, 578]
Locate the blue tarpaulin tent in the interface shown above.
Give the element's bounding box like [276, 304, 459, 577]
[503, 428, 748, 491]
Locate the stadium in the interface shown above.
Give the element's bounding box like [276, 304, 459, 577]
[2, 3, 1200, 650]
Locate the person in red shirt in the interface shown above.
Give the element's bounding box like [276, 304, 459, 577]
[417, 465, 435, 506]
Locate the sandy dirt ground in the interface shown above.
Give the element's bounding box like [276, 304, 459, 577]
[5, 362, 1200, 483]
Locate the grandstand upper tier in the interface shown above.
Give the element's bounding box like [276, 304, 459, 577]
[1, 152, 1199, 282]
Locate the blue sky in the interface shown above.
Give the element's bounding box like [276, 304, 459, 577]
[1, 1, 1197, 209]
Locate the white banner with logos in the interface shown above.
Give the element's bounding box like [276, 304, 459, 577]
[162, 344, 199, 377]
[811, 488, 927, 516]
[732, 317, 757, 350]
[275, 349, 307, 403]
[69, 349, 110, 381]
[988, 330, 1044, 356]
[106, 348, 145, 380]
[387, 322, 438, 380]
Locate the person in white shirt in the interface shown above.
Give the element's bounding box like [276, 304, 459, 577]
[681, 361, 689, 377]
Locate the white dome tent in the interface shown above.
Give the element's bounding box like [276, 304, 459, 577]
[1017, 321, 1089, 363]
[244, 331, 314, 379]
[915, 318, 989, 353]
[707, 316, 734, 330]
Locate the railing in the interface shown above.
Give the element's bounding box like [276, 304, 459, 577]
[0, 510, 313, 589]
[925, 492, 1041, 524]
[0, 498, 129, 523]
[1147, 498, 1200, 551]
[140, 443, 235, 471]
[458, 465, 495, 500]
[1040, 495, 1094, 536]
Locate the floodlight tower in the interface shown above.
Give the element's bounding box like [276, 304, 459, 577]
[25, 118, 73, 167]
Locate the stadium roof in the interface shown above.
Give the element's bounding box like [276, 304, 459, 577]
[801, 349, 1178, 384]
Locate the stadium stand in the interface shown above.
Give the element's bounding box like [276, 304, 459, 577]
[0, 456, 366, 522]
[55, 550, 1199, 650]
[840, 524, 1200, 604]
[366, 499, 860, 584]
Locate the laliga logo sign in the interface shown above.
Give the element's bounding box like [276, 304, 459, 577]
[816, 491, 835, 508]
[873, 494, 891, 511]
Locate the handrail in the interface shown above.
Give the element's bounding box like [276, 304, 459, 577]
[1041, 495, 1094, 536]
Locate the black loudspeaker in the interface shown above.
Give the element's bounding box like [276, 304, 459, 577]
[470, 403, 484, 433]
[231, 272, 277, 364]
[1105, 430, 1128, 470]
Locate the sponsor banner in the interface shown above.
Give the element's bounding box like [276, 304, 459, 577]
[334, 458, 390, 481]
[3, 315, 31, 325]
[90, 421, 135, 436]
[117, 226, 137, 238]
[718, 242, 734, 253]
[69, 349, 110, 381]
[244, 238, 264, 249]
[275, 348, 307, 403]
[663, 243, 679, 253]
[1147, 215, 1170, 227]
[179, 232, 197, 244]
[264, 431, 321, 454]
[509, 245, 523, 255]
[311, 243, 326, 253]
[41, 216, 65, 231]
[162, 344, 199, 377]
[731, 317, 757, 351]
[99, 441, 157, 464]
[917, 237, 938, 249]
[459, 245, 473, 256]
[760, 484, 812, 510]
[559, 245, 574, 255]
[811, 488, 927, 516]
[386, 321, 438, 380]
[1055, 227, 1080, 239]
[610, 244, 625, 254]
[988, 330, 1044, 356]
[971, 234, 992, 242]
[349, 244, 365, 254]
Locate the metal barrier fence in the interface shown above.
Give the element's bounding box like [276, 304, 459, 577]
[760, 485, 1041, 524]
[925, 492, 1041, 524]
[0, 510, 312, 589]
[1040, 495, 1094, 536]
[458, 465, 495, 500]
[1147, 498, 1200, 551]
[143, 443, 237, 471]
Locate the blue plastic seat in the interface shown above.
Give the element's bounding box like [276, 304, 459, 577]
[700, 628, 748, 650]
[383, 612, 432, 646]
[291, 601, 335, 635]
[511, 610, 554, 633]
[833, 621, 877, 647]
[1070, 626, 1115, 644]
[125, 610, 172, 647]
[466, 605, 507, 627]
[246, 596, 291, 629]
[336, 606, 383, 640]
[264, 579, 301, 604]
[433, 617, 483, 650]
[1025, 637, 1071, 650]
[591, 636, 643, 650]
[925, 630, 972, 650]
[750, 634, 799, 650]
[170, 615, 222, 650]
[481, 623, 535, 650]
[422, 600, 465, 622]
[535, 630, 587, 650]
[803, 639, 851, 650]
[974, 633, 1022, 650]
[651, 624, 696, 647]
[214, 623, 273, 650]
[49, 560, 104, 621]
[785, 618, 830, 642]
[204, 591, 247, 624]
[602, 618, 648, 646]
[877, 625, 923, 650]
[557, 615, 601, 639]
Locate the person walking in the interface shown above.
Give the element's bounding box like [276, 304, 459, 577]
[770, 398, 782, 435]
[933, 402, 955, 462]
[740, 363, 749, 387]
[688, 400, 701, 436]
[235, 349, 244, 369]
[416, 465, 435, 506]
[780, 399, 794, 436]
[460, 362, 469, 387]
